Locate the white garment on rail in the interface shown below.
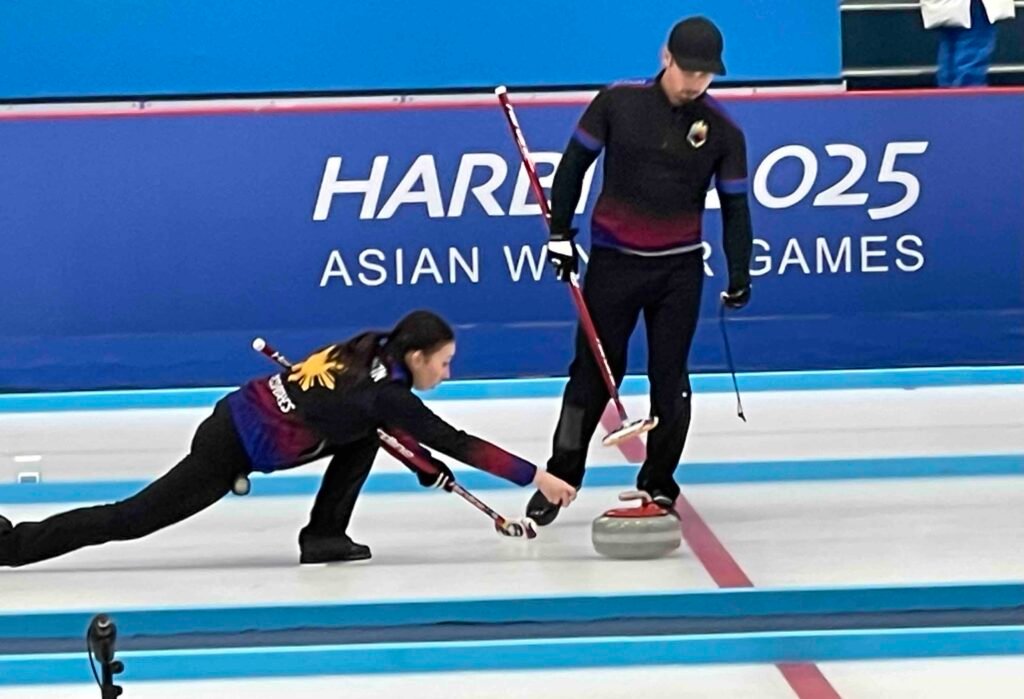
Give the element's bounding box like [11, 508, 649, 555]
[920, 0, 1016, 29]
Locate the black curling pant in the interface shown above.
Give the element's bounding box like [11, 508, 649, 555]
[300, 436, 379, 542]
[0, 399, 249, 567]
[546, 246, 704, 501]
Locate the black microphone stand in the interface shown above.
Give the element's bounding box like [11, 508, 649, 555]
[87, 614, 124, 698]
[98, 658, 124, 699]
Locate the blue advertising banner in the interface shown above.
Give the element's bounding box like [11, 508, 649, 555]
[1, 90, 1022, 391]
[0, 1, 840, 100]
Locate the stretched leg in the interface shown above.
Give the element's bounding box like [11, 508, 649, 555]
[299, 436, 378, 563]
[636, 251, 704, 505]
[1, 401, 246, 567]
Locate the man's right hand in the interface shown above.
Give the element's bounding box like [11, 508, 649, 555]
[545, 229, 579, 282]
[533, 470, 577, 507]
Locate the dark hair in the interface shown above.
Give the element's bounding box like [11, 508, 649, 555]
[385, 310, 454, 358]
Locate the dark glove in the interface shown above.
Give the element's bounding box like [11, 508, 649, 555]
[544, 227, 579, 282]
[416, 456, 455, 490]
[720, 284, 751, 310]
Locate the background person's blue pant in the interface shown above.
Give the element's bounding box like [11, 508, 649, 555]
[936, 0, 998, 87]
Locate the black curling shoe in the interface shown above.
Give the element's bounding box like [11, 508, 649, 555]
[526, 490, 562, 526]
[299, 533, 371, 564]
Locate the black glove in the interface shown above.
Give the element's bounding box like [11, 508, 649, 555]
[544, 227, 579, 282]
[721, 284, 751, 310]
[416, 456, 454, 490]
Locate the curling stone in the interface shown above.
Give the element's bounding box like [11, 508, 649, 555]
[592, 502, 681, 559]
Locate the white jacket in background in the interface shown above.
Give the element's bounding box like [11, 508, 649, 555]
[921, 0, 1016, 29]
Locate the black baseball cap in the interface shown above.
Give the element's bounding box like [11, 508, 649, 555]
[668, 17, 726, 75]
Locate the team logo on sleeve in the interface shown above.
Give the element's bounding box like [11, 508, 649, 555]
[370, 357, 388, 382]
[687, 120, 709, 148]
[267, 374, 297, 413]
[288, 346, 346, 391]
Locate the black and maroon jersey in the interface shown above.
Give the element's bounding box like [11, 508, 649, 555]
[550, 74, 751, 272]
[226, 332, 537, 485]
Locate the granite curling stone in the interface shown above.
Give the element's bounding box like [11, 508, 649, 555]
[592, 502, 681, 559]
